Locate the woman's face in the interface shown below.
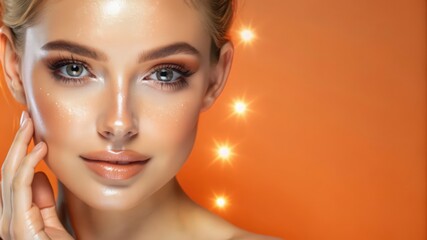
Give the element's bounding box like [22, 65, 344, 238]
[18, 0, 222, 210]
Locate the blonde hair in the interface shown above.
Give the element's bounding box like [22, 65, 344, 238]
[0, 0, 44, 53]
[200, 0, 236, 60]
[0, 0, 236, 59]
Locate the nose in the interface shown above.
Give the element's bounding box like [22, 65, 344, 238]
[97, 88, 138, 142]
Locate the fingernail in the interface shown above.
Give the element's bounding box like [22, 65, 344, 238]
[34, 142, 43, 151]
[20, 111, 27, 127]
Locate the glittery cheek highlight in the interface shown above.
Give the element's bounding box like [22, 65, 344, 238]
[133, 89, 203, 159]
[28, 66, 94, 145]
[22, 58, 103, 193]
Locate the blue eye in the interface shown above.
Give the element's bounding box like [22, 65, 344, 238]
[145, 67, 185, 82]
[58, 63, 90, 78]
[142, 65, 192, 91]
[47, 57, 95, 86]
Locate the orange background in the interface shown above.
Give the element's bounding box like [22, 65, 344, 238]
[0, 0, 426, 239]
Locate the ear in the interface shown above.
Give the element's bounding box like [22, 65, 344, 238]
[201, 41, 234, 111]
[0, 26, 26, 105]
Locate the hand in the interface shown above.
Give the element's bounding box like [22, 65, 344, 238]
[0, 111, 73, 240]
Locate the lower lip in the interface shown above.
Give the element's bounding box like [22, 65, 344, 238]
[83, 159, 149, 180]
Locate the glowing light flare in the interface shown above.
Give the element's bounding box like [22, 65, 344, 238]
[239, 28, 256, 43]
[211, 140, 238, 166]
[217, 145, 232, 160]
[233, 100, 247, 115]
[228, 98, 254, 119]
[215, 196, 228, 209]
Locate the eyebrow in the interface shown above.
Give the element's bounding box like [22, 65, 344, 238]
[41, 40, 200, 62]
[138, 42, 200, 62]
[41, 40, 108, 61]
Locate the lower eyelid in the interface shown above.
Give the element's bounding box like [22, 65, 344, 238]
[151, 78, 189, 91]
[50, 70, 95, 86]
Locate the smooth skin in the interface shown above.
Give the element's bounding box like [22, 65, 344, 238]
[0, 0, 280, 239]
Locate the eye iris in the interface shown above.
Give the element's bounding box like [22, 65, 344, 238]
[156, 68, 174, 81]
[66, 64, 83, 77]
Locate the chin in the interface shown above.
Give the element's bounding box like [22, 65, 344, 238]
[69, 183, 154, 211]
[85, 196, 140, 211]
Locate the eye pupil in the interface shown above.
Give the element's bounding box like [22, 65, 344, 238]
[66, 64, 83, 76]
[156, 68, 173, 81]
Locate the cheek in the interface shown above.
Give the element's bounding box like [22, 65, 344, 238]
[29, 83, 95, 151]
[136, 93, 202, 155]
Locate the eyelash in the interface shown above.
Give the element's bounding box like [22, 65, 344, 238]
[144, 64, 191, 91]
[46, 55, 193, 91]
[46, 55, 95, 86]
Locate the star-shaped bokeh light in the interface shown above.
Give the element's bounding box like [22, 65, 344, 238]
[215, 196, 228, 209]
[233, 100, 247, 115]
[240, 28, 255, 43]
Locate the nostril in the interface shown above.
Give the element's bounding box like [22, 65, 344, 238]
[99, 129, 137, 140]
[125, 130, 138, 139]
[100, 131, 114, 139]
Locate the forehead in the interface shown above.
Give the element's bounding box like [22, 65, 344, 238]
[27, 0, 210, 55]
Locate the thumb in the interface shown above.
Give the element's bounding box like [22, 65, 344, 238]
[32, 172, 67, 231]
[31, 171, 55, 209]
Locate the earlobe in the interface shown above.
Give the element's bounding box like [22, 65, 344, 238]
[0, 26, 26, 105]
[201, 42, 234, 112]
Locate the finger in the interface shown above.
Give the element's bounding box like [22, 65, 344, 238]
[15, 166, 68, 239]
[40, 206, 68, 233]
[1, 111, 33, 239]
[11, 142, 46, 216]
[0, 181, 5, 240]
[1, 111, 33, 210]
[33, 173, 69, 234]
[0, 182, 2, 216]
[2, 111, 33, 178]
[10, 142, 46, 240]
[32, 172, 55, 210]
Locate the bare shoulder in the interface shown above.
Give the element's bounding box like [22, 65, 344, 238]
[189, 208, 280, 240]
[229, 231, 283, 240]
[180, 196, 281, 240]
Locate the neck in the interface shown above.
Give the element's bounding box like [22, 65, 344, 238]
[58, 178, 193, 240]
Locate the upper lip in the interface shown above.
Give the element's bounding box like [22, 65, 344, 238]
[80, 150, 150, 163]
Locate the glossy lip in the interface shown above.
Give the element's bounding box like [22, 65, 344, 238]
[80, 150, 150, 162]
[80, 150, 151, 180]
